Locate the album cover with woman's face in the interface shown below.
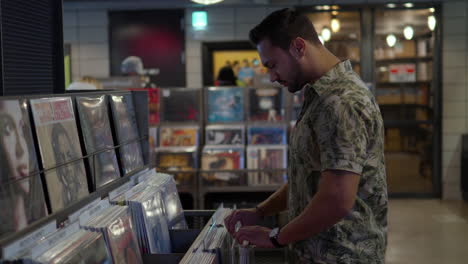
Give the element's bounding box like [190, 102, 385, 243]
[77, 95, 121, 190]
[0, 99, 48, 237]
[249, 87, 284, 121]
[110, 94, 144, 175]
[30, 97, 89, 212]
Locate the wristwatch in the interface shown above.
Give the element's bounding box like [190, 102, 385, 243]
[269, 227, 285, 248]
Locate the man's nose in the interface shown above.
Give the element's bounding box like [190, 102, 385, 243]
[269, 71, 278, 83]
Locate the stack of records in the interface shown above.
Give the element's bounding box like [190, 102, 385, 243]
[159, 125, 199, 147]
[144, 172, 188, 230]
[247, 125, 287, 145]
[126, 183, 171, 254]
[155, 147, 197, 187]
[160, 88, 201, 122]
[179, 206, 232, 264]
[201, 146, 245, 186]
[32, 228, 111, 264]
[207, 87, 244, 123]
[0, 99, 48, 237]
[205, 125, 245, 145]
[248, 87, 284, 121]
[80, 206, 143, 264]
[246, 145, 287, 185]
[76, 95, 121, 190]
[30, 97, 89, 212]
[110, 93, 145, 176]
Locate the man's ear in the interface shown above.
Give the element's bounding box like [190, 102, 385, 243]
[289, 37, 306, 59]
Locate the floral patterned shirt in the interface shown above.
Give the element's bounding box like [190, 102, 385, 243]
[288, 60, 388, 263]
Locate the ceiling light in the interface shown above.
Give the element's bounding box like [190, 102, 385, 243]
[321, 27, 331, 42]
[331, 11, 338, 16]
[315, 5, 323, 10]
[386, 34, 397, 47]
[191, 0, 223, 5]
[404, 2, 414, 8]
[428, 15, 436, 31]
[403, 25, 414, 40]
[331, 5, 340, 10]
[331, 16, 340, 33]
[318, 35, 324, 45]
[386, 3, 396, 8]
[322, 5, 331, 10]
[429, 7, 435, 13]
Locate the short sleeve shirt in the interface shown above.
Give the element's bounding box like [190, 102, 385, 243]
[288, 60, 388, 264]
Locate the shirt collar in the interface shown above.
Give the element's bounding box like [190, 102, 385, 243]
[303, 60, 353, 98]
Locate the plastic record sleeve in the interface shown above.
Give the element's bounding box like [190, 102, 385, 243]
[158, 125, 200, 147]
[160, 88, 201, 122]
[154, 146, 198, 187]
[246, 145, 288, 185]
[206, 86, 245, 123]
[201, 145, 245, 186]
[205, 124, 245, 145]
[247, 124, 287, 145]
[248, 87, 285, 122]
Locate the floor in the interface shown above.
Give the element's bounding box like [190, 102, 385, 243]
[386, 199, 468, 264]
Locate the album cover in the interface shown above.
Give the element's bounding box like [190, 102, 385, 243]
[205, 125, 244, 145]
[159, 126, 199, 147]
[139, 191, 171, 253]
[248, 126, 287, 145]
[247, 145, 287, 185]
[207, 87, 244, 123]
[148, 88, 160, 125]
[110, 94, 145, 175]
[155, 149, 197, 186]
[55, 233, 111, 264]
[76, 95, 121, 190]
[0, 99, 48, 237]
[30, 97, 89, 212]
[249, 87, 284, 121]
[160, 88, 200, 122]
[201, 147, 244, 186]
[106, 210, 143, 264]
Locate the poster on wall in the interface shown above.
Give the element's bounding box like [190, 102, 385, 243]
[109, 10, 186, 87]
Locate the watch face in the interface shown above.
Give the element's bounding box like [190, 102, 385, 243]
[270, 227, 279, 238]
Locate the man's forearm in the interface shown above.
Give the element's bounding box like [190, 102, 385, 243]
[257, 183, 288, 217]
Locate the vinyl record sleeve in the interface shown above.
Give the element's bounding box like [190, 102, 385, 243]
[48, 232, 111, 264]
[201, 146, 244, 186]
[207, 87, 244, 123]
[105, 209, 143, 264]
[155, 148, 197, 187]
[247, 125, 287, 145]
[76, 95, 121, 189]
[248, 87, 284, 121]
[110, 94, 145, 175]
[246, 145, 287, 185]
[205, 125, 244, 145]
[161, 88, 200, 122]
[159, 126, 199, 147]
[0, 99, 48, 237]
[30, 97, 89, 212]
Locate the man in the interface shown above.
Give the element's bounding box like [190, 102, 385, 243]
[224, 8, 388, 263]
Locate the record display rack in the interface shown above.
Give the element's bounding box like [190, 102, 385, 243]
[0, 90, 150, 251]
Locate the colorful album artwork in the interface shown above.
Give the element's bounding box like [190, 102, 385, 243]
[201, 147, 244, 186]
[249, 87, 284, 121]
[207, 87, 244, 123]
[159, 127, 198, 147]
[248, 126, 287, 145]
[205, 125, 244, 145]
[155, 150, 197, 186]
[247, 146, 287, 185]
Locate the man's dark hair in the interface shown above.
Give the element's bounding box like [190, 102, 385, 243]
[249, 8, 321, 50]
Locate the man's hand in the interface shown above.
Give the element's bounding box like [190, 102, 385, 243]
[224, 208, 262, 234]
[234, 226, 275, 248]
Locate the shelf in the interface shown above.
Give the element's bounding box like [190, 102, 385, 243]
[201, 185, 281, 193]
[376, 56, 432, 64]
[384, 120, 433, 127]
[379, 104, 432, 110]
[376, 81, 432, 87]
